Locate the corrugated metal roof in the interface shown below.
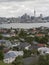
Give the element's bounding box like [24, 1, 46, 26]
[4, 51, 16, 59]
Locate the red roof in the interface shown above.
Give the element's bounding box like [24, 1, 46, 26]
[35, 34, 45, 37]
[37, 44, 45, 47]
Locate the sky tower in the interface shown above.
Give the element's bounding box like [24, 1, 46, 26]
[34, 9, 36, 17]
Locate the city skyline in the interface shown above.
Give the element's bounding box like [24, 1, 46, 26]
[0, 0, 49, 17]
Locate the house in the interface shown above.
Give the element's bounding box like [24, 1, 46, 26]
[35, 33, 45, 37]
[29, 44, 39, 50]
[29, 43, 45, 51]
[38, 47, 49, 55]
[10, 29, 16, 37]
[0, 29, 7, 33]
[37, 44, 45, 47]
[27, 35, 34, 37]
[33, 41, 38, 45]
[0, 40, 12, 48]
[17, 42, 31, 50]
[47, 42, 49, 45]
[3, 50, 24, 63]
[19, 38, 25, 42]
[10, 29, 15, 33]
[28, 28, 36, 34]
[2, 34, 11, 37]
[11, 42, 20, 48]
[2, 33, 16, 37]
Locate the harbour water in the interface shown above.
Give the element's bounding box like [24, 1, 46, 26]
[0, 23, 49, 29]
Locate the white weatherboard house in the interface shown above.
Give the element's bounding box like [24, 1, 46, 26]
[11, 42, 20, 48]
[3, 51, 24, 63]
[38, 47, 49, 55]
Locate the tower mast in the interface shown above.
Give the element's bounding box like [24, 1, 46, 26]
[34, 9, 36, 17]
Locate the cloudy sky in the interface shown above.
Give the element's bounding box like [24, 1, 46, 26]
[0, 0, 49, 17]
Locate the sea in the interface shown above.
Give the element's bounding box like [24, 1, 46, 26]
[0, 23, 49, 29]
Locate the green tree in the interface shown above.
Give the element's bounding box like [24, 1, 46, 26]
[23, 49, 32, 58]
[34, 36, 48, 44]
[39, 37, 48, 43]
[0, 34, 3, 39]
[34, 36, 39, 42]
[12, 56, 24, 65]
[19, 29, 27, 38]
[25, 37, 33, 44]
[38, 54, 49, 65]
[0, 50, 4, 60]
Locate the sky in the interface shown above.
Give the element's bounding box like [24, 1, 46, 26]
[0, 0, 49, 17]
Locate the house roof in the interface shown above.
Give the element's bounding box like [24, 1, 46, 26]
[33, 41, 38, 44]
[46, 52, 49, 54]
[18, 42, 30, 48]
[35, 34, 45, 37]
[37, 44, 45, 47]
[0, 40, 5, 43]
[0, 40, 12, 47]
[38, 47, 49, 52]
[29, 45, 39, 50]
[4, 51, 23, 59]
[4, 51, 16, 59]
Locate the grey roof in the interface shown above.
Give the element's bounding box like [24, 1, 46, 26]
[33, 41, 38, 44]
[0, 40, 5, 43]
[29, 45, 39, 50]
[18, 42, 30, 49]
[0, 40, 12, 48]
[4, 52, 16, 59]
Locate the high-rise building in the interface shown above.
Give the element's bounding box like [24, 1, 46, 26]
[34, 10, 36, 17]
[40, 14, 43, 18]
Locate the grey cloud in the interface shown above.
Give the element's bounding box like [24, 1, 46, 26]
[0, 0, 35, 2]
[0, 0, 49, 17]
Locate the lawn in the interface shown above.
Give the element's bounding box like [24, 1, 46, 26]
[0, 61, 12, 65]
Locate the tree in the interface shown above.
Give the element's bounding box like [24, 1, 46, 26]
[19, 29, 27, 38]
[0, 34, 3, 39]
[25, 37, 33, 44]
[12, 56, 24, 65]
[34, 36, 40, 42]
[23, 49, 32, 58]
[0, 50, 4, 60]
[38, 54, 49, 65]
[39, 37, 48, 43]
[34, 36, 48, 44]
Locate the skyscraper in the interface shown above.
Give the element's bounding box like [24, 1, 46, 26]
[40, 14, 43, 19]
[34, 10, 36, 17]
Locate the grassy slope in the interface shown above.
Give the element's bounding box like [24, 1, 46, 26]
[0, 61, 11, 65]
